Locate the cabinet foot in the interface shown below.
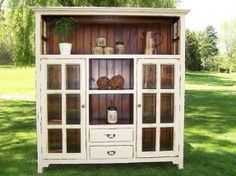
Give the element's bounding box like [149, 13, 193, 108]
[178, 161, 184, 169]
[38, 165, 44, 174]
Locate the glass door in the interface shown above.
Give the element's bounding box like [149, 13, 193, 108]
[41, 59, 86, 159]
[137, 59, 179, 157]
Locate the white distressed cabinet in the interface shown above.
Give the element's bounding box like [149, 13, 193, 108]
[34, 7, 189, 173]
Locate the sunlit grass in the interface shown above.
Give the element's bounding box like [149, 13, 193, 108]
[0, 66, 235, 175]
[0, 65, 35, 96]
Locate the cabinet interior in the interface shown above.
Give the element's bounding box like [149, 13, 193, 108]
[41, 15, 180, 55]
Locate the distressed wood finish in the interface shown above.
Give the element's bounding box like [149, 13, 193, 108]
[34, 7, 188, 173]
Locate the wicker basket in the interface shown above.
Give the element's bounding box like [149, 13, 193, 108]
[96, 76, 110, 89]
[110, 75, 124, 89]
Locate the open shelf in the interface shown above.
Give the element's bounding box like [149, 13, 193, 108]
[89, 59, 134, 90]
[89, 94, 133, 125]
[41, 15, 180, 55]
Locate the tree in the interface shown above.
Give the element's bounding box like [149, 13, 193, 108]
[199, 26, 219, 71]
[2, 0, 179, 66]
[185, 29, 202, 71]
[220, 19, 236, 72]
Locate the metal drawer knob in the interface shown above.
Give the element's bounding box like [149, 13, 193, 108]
[106, 134, 116, 139]
[107, 150, 116, 156]
[81, 104, 85, 108]
[138, 104, 141, 107]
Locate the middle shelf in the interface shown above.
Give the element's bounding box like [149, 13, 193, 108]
[89, 58, 134, 90]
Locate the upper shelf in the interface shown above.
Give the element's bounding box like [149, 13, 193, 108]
[39, 54, 181, 59]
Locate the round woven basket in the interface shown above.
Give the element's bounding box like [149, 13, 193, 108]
[110, 75, 124, 89]
[97, 76, 110, 89]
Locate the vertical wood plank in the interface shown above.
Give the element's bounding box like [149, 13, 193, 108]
[99, 60, 107, 77]
[107, 25, 115, 48]
[115, 24, 123, 45]
[90, 59, 99, 89]
[129, 25, 138, 54]
[91, 24, 99, 49]
[107, 59, 115, 79]
[122, 60, 131, 89]
[99, 24, 107, 38]
[122, 25, 130, 54]
[138, 25, 145, 54]
[70, 28, 77, 54]
[77, 25, 84, 54]
[83, 24, 92, 54]
[160, 24, 168, 54]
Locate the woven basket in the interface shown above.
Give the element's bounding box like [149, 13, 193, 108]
[96, 76, 110, 89]
[110, 75, 124, 89]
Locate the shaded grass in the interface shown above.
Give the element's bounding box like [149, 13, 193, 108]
[0, 66, 236, 175]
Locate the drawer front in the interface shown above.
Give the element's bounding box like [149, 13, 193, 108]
[89, 129, 133, 142]
[90, 146, 133, 159]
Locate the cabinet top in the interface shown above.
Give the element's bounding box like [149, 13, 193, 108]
[32, 7, 189, 16]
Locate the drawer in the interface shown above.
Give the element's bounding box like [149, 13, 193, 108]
[89, 129, 133, 142]
[90, 145, 133, 159]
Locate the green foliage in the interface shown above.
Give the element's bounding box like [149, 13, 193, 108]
[51, 17, 77, 43]
[0, 42, 13, 64]
[185, 29, 202, 71]
[186, 26, 219, 71]
[199, 26, 219, 71]
[55, 0, 178, 7]
[220, 19, 236, 72]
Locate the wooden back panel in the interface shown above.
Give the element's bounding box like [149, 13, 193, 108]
[44, 16, 178, 55]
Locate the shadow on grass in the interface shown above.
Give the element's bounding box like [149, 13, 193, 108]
[0, 99, 35, 132]
[1, 87, 236, 175]
[186, 72, 236, 87]
[185, 90, 236, 133]
[42, 145, 236, 176]
[0, 99, 37, 176]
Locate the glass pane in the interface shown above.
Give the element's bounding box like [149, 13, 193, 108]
[143, 94, 156, 123]
[66, 65, 80, 90]
[160, 127, 174, 151]
[48, 94, 62, 125]
[67, 129, 81, 153]
[66, 94, 80, 124]
[161, 93, 174, 123]
[161, 65, 174, 89]
[48, 129, 62, 153]
[143, 65, 156, 89]
[47, 65, 61, 89]
[142, 128, 156, 152]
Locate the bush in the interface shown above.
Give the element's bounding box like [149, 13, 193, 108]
[0, 43, 13, 65]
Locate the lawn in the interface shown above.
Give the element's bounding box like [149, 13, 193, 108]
[0, 65, 236, 176]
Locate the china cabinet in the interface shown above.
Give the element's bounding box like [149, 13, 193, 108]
[33, 7, 189, 173]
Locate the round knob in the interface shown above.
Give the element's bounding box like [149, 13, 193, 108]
[138, 104, 141, 107]
[81, 104, 85, 108]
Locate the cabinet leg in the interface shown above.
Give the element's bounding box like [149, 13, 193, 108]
[178, 158, 184, 169]
[38, 166, 44, 174]
[38, 162, 45, 174]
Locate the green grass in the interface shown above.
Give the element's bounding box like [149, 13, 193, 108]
[0, 65, 236, 176]
[0, 65, 35, 96]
